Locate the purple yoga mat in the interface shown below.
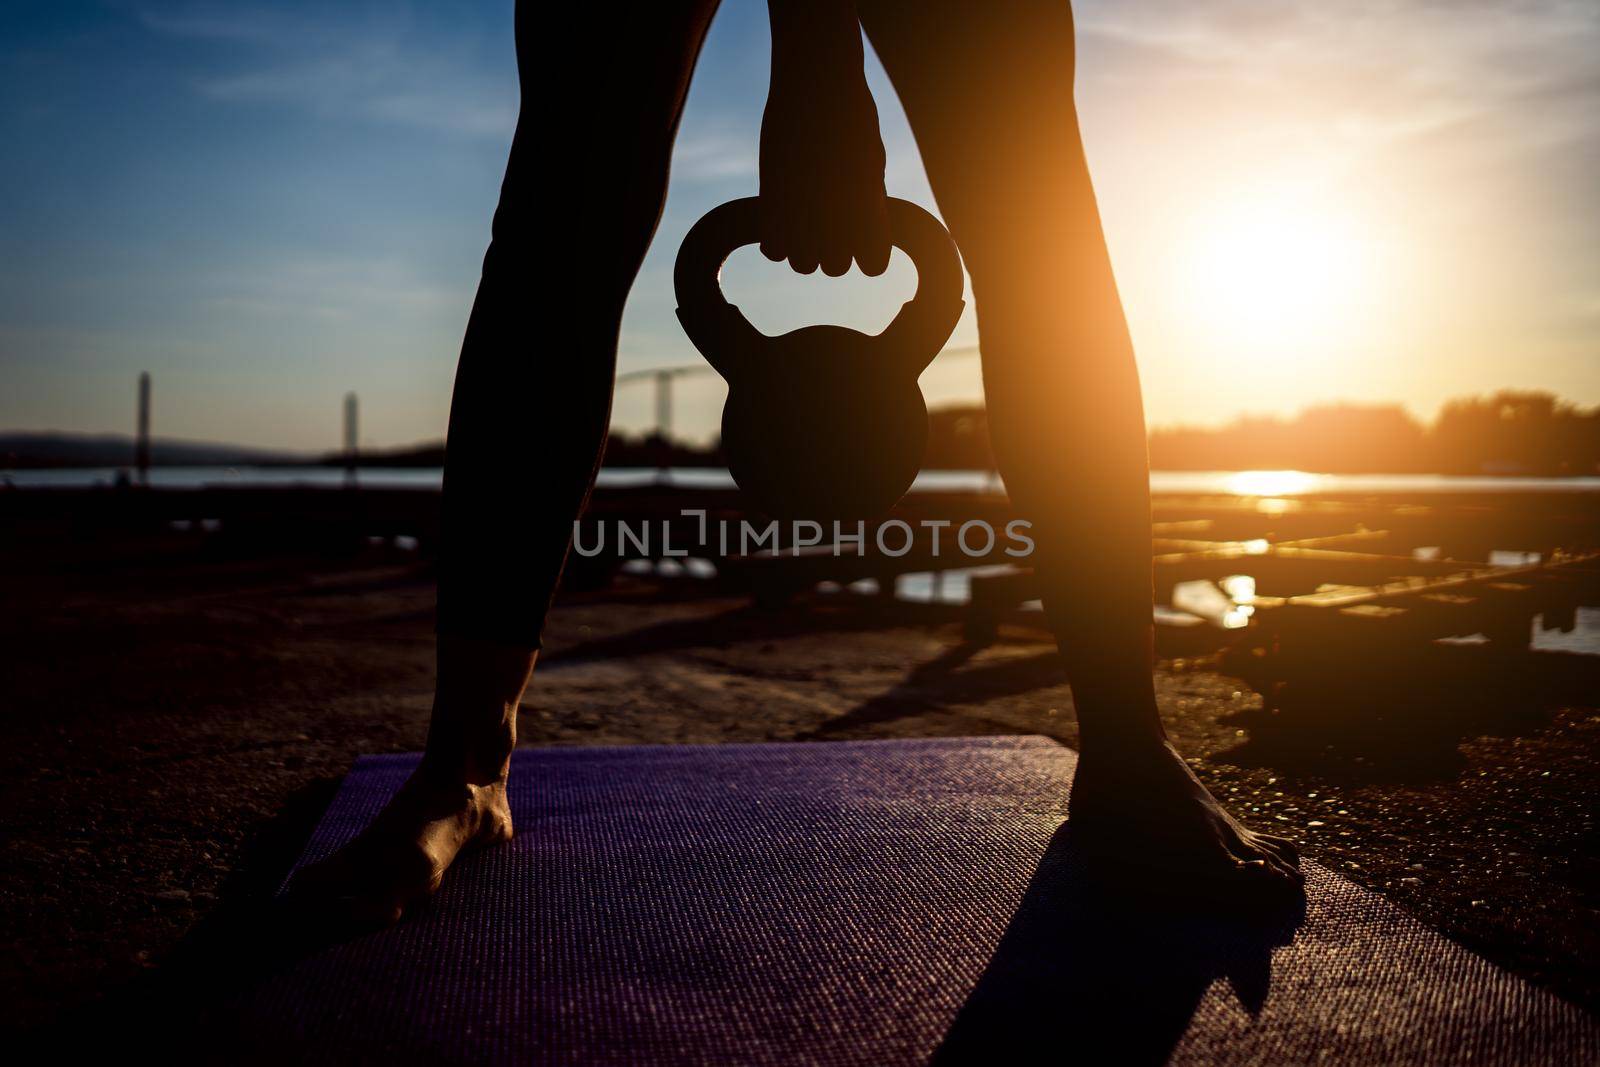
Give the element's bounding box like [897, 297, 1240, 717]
[233, 736, 1595, 1064]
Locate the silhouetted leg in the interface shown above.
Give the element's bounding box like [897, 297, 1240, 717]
[860, 0, 1301, 895]
[289, 0, 721, 925]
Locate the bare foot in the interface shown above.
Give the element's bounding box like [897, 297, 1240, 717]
[1069, 739, 1303, 902]
[286, 635, 536, 926]
[286, 767, 513, 925]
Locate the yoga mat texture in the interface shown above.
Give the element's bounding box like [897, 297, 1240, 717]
[240, 737, 1595, 1064]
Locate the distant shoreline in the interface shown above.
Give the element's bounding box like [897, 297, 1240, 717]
[6, 465, 1600, 496]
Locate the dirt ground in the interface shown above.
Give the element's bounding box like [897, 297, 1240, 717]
[1, 536, 1596, 1042]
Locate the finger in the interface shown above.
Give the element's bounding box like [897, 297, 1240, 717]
[857, 192, 893, 277]
[857, 243, 891, 277]
[758, 196, 787, 263]
[787, 222, 820, 274]
[788, 195, 823, 275]
[815, 198, 848, 274]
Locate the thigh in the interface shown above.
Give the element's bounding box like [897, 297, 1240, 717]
[859, 0, 1142, 506]
[498, 1, 722, 284]
[857, 0, 1084, 274]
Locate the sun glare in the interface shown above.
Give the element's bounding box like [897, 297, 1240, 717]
[1225, 470, 1322, 497]
[1181, 196, 1372, 356]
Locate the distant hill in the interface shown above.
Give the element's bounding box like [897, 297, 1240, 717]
[0, 432, 308, 469]
[311, 434, 730, 469]
[314, 440, 445, 468]
[10, 387, 1598, 475]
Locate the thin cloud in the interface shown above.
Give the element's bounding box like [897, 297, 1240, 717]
[139, 2, 517, 138]
[200, 253, 469, 324]
[137, 5, 319, 45]
[671, 131, 756, 181]
[1076, 0, 1599, 152]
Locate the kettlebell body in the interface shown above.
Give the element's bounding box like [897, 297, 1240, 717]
[675, 198, 964, 522]
[719, 323, 929, 521]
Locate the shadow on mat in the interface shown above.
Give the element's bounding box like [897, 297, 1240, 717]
[932, 822, 1305, 1065]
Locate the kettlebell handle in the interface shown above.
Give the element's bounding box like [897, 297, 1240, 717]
[674, 197, 965, 381]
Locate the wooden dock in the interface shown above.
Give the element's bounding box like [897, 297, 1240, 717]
[960, 495, 1600, 700]
[5, 482, 1597, 697]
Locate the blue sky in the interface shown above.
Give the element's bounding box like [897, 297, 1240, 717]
[3, 1, 1597, 451]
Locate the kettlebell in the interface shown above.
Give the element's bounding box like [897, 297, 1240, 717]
[675, 197, 964, 522]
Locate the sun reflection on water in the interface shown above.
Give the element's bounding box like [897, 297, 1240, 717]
[1225, 470, 1323, 497]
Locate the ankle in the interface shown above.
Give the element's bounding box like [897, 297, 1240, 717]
[1071, 695, 1169, 762]
[1070, 681, 1163, 738]
[435, 634, 537, 704]
[422, 634, 535, 785]
[1075, 729, 1172, 766]
[421, 712, 515, 784]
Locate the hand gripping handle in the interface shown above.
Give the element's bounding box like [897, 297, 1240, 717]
[674, 197, 965, 382]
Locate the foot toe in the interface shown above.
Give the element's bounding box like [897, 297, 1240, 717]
[1233, 852, 1304, 894]
[1258, 832, 1300, 862]
[1257, 840, 1301, 871]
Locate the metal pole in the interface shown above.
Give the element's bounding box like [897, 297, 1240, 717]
[344, 392, 358, 483]
[655, 371, 672, 443]
[655, 371, 672, 475]
[136, 372, 151, 486]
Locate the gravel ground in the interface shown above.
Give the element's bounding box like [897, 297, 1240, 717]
[1, 538, 1595, 1044]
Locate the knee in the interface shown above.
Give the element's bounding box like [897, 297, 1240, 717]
[481, 181, 666, 310]
[487, 127, 673, 278]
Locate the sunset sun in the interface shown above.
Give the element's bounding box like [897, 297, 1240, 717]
[1180, 195, 1374, 358]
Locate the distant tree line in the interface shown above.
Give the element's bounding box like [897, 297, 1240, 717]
[914, 390, 1600, 474]
[309, 389, 1599, 476]
[1145, 391, 1600, 475]
[919, 390, 1600, 474]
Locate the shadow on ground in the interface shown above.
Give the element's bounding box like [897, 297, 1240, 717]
[539, 593, 971, 666]
[1217, 645, 1600, 782]
[798, 640, 1071, 741]
[56, 777, 360, 1061]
